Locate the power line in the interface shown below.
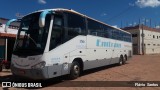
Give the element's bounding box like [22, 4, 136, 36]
[107, 4, 135, 23]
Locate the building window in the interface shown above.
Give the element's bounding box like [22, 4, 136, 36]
[157, 36, 158, 39]
[132, 34, 138, 37]
[153, 35, 155, 38]
[0, 23, 2, 27]
[148, 44, 150, 46]
[133, 44, 137, 46]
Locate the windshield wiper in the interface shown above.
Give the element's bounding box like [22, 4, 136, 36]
[28, 35, 37, 46]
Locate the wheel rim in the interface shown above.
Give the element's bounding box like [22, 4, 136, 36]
[73, 65, 79, 75]
[119, 57, 123, 65]
[125, 56, 127, 61]
[120, 59, 123, 65]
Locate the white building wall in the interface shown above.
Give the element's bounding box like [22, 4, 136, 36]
[126, 28, 160, 55]
[142, 30, 160, 54]
[0, 25, 18, 34]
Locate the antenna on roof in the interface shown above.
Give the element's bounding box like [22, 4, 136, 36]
[69, 8, 73, 11]
[16, 13, 24, 19]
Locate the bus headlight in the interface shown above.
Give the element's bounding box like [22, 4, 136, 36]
[31, 61, 46, 69]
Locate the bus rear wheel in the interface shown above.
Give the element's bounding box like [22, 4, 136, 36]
[69, 61, 81, 79]
[118, 56, 124, 66]
[123, 55, 127, 64]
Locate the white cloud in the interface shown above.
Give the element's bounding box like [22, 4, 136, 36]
[101, 12, 107, 16]
[134, 22, 137, 25]
[129, 23, 133, 26]
[135, 0, 160, 8]
[38, 0, 46, 4]
[155, 25, 160, 28]
[129, 3, 135, 6]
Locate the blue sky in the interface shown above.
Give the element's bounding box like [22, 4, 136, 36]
[1, 0, 160, 28]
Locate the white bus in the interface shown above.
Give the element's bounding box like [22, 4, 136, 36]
[7, 8, 132, 80]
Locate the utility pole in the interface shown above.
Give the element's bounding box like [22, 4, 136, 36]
[126, 21, 128, 27]
[5, 26, 8, 61]
[121, 20, 123, 28]
[141, 24, 144, 55]
[5, 38, 8, 60]
[139, 18, 141, 25]
[139, 18, 144, 55]
[150, 19, 152, 28]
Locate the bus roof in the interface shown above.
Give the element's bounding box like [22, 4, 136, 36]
[24, 8, 131, 34]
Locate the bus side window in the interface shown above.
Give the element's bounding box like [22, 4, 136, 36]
[66, 12, 86, 40]
[49, 16, 64, 50]
[87, 19, 105, 37]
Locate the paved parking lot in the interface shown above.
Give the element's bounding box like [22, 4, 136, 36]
[0, 55, 160, 90]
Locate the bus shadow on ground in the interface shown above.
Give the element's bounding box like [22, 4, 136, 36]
[82, 63, 123, 76]
[0, 63, 129, 89]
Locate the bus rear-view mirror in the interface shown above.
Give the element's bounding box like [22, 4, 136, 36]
[39, 10, 53, 28]
[5, 19, 17, 32]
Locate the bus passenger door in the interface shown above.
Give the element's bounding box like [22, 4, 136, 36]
[48, 15, 65, 78]
[49, 15, 64, 50]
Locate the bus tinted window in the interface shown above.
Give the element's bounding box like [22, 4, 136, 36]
[122, 32, 131, 42]
[103, 26, 112, 38]
[67, 12, 86, 39]
[66, 12, 131, 42]
[87, 19, 131, 42]
[88, 19, 104, 37]
[112, 29, 123, 40]
[54, 17, 63, 26]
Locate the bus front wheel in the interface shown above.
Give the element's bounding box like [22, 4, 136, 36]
[69, 61, 81, 79]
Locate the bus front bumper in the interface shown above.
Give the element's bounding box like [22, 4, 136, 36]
[11, 65, 49, 80]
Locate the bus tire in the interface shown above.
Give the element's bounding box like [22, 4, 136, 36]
[69, 61, 81, 79]
[118, 56, 123, 66]
[123, 55, 127, 64]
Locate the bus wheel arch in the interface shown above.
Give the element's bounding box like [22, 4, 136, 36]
[69, 58, 84, 79]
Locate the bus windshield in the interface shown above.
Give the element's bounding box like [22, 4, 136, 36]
[13, 12, 51, 56]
